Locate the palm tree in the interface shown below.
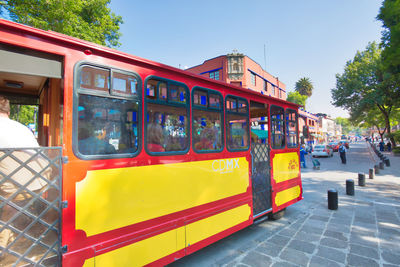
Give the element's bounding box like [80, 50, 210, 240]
[295, 77, 313, 97]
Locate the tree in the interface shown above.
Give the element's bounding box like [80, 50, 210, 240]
[0, 0, 123, 48]
[331, 42, 397, 146]
[335, 117, 354, 135]
[10, 105, 37, 127]
[295, 77, 313, 97]
[351, 107, 388, 141]
[377, 0, 400, 75]
[287, 91, 307, 107]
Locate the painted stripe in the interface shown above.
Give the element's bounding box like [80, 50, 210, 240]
[84, 204, 251, 266]
[76, 157, 249, 236]
[275, 185, 301, 207]
[272, 152, 299, 183]
[94, 226, 186, 267]
[186, 204, 251, 246]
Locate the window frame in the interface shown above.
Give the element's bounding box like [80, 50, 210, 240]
[191, 86, 224, 154]
[225, 95, 250, 152]
[209, 70, 220, 80]
[250, 72, 256, 86]
[270, 105, 286, 149]
[285, 108, 299, 148]
[72, 61, 142, 160]
[144, 75, 190, 156]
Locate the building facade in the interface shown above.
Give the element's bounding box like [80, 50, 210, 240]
[317, 115, 336, 142]
[186, 52, 286, 100]
[298, 109, 319, 145]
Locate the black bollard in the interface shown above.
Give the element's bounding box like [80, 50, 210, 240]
[384, 158, 390, 167]
[379, 162, 384, 170]
[328, 189, 338, 210]
[346, 179, 355, 195]
[369, 168, 374, 179]
[374, 165, 380, 174]
[358, 173, 366, 186]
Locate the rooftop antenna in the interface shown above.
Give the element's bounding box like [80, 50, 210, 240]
[263, 44, 267, 71]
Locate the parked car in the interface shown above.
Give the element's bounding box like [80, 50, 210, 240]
[328, 142, 339, 152]
[312, 144, 333, 157]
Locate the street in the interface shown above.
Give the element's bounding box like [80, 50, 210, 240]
[170, 141, 400, 266]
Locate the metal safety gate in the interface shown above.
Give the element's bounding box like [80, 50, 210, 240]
[0, 147, 62, 267]
[251, 143, 272, 217]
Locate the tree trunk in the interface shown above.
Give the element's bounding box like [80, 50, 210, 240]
[377, 104, 396, 147]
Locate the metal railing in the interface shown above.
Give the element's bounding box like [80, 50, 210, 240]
[0, 147, 62, 267]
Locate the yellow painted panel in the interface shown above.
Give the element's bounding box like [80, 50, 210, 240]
[275, 185, 301, 206]
[272, 152, 299, 183]
[82, 257, 94, 267]
[76, 157, 249, 236]
[186, 204, 251, 246]
[94, 226, 185, 267]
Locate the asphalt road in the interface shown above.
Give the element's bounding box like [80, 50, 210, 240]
[169, 141, 400, 267]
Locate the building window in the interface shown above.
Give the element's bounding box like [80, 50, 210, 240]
[250, 72, 256, 86]
[264, 81, 268, 92]
[271, 85, 275, 95]
[209, 70, 220, 80]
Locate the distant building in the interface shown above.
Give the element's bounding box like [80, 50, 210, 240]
[186, 51, 286, 100]
[317, 114, 336, 142]
[298, 109, 319, 145]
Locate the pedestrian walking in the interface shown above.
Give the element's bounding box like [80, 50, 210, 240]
[339, 142, 347, 164]
[386, 141, 392, 152]
[379, 140, 385, 151]
[300, 144, 307, 168]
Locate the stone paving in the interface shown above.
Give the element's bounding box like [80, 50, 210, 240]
[170, 142, 400, 267]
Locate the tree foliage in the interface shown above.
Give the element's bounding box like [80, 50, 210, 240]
[335, 117, 357, 135]
[287, 91, 307, 107]
[331, 42, 398, 146]
[377, 0, 400, 75]
[10, 105, 37, 127]
[0, 0, 123, 48]
[295, 77, 313, 97]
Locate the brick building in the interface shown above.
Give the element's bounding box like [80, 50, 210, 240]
[298, 109, 319, 145]
[186, 51, 286, 100]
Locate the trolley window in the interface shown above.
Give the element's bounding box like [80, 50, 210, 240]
[145, 77, 189, 154]
[192, 87, 223, 153]
[75, 64, 141, 159]
[271, 105, 285, 149]
[225, 96, 249, 151]
[286, 109, 298, 148]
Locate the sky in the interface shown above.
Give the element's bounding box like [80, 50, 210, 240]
[110, 0, 384, 118]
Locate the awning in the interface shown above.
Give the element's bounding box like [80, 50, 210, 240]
[251, 129, 268, 139]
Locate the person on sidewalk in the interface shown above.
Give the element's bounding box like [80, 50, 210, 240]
[379, 140, 385, 152]
[386, 141, 392, 152]
[338, 142, 347, 164]
[300, 144, 308, 168]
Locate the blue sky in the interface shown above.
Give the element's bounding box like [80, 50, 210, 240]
[110, 0, 383, 118]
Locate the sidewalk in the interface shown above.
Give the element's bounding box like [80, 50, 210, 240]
[171, 142, 400, 267]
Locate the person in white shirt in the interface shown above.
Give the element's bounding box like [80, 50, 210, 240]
[0, 95, 48, 251]
[0, 96, 39, 148]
